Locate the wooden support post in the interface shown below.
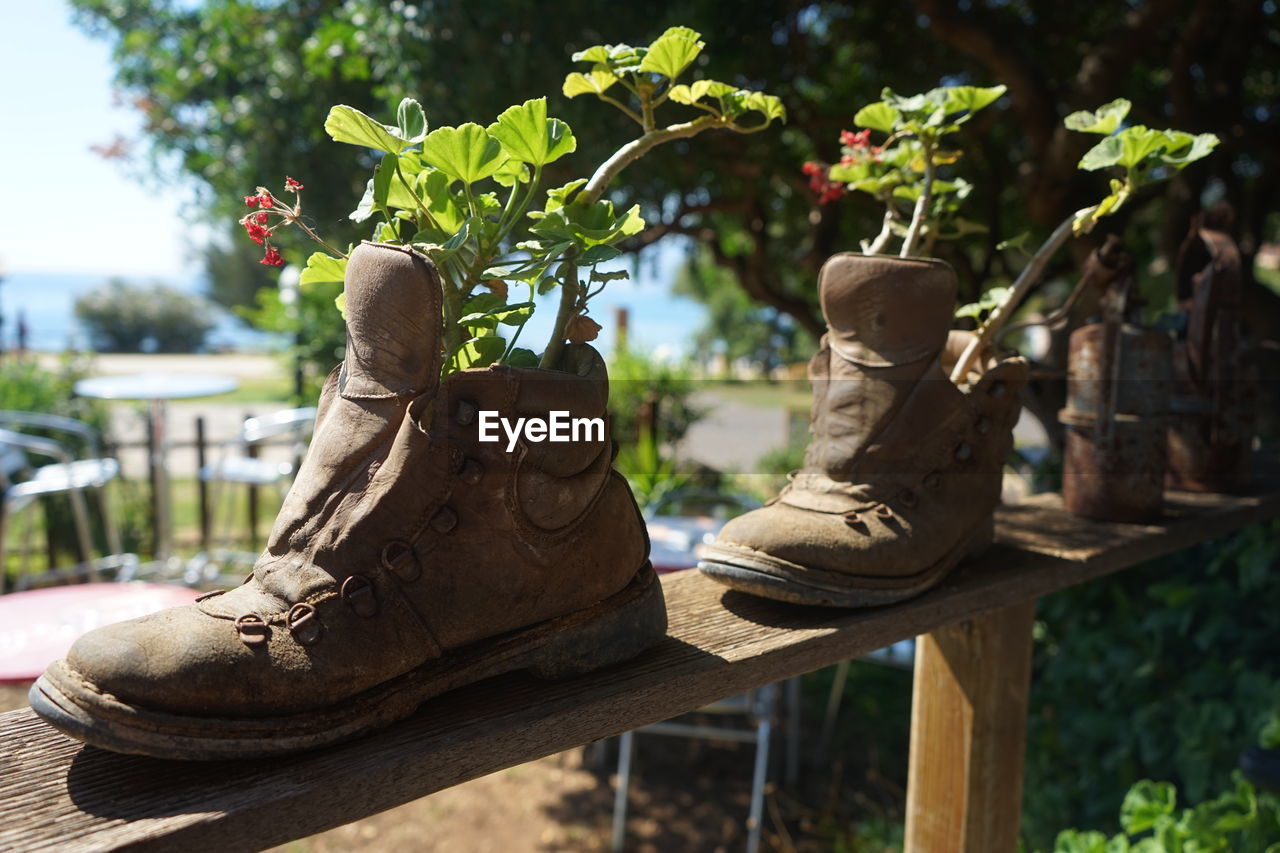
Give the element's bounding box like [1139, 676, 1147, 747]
[904, 600, 1036, 852]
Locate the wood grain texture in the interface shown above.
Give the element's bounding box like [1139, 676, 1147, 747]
[904, 601, 1036, 852]
[0, 485, 1277, 852]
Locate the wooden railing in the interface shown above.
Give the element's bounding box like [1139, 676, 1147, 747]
[0, 485, 1277, 852]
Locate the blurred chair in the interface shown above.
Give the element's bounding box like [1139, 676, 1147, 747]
[187, 407, 316, 583]
[0, 412, 130, 593]
[612, 683, 790, 853]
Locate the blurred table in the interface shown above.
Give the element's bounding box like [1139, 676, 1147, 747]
[0, 583, 200, 683]
[74, 373, 238, 560]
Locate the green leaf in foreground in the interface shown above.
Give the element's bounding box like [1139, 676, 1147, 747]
[299, 253, 347, 287]
[488, 98, 576, 167]
[325, 105, 415, 154]
[638, 26, 704, 79]
[1064, 98, 1131, 135]
[420, 123, 506, 185]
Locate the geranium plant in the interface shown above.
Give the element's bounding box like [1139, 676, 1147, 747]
[805, 84, 1006, 257]
[240, 26, 783, 376]
[806, 90, 1218, 381]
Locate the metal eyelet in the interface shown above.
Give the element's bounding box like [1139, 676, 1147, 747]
[455, 400, 477, 426]
[340, 574, 378, 617]
[460, 458, 484, 485]
[874, 504, 894, 519]
[842, 510, 865, 528]
[431, 505, 458, 533]
[955, 442, 973, 462]
[923, 472, 941, 490]
[381, 540, 421, 582]
[234, 613, 269, 646]
[900, 489, 917, 508]
[287, 602, 323, 646]
[975, 415, 992, 435]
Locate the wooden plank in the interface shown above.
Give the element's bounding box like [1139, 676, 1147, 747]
[0, 486, 1277, 852]
[903, 600, 1036, 852]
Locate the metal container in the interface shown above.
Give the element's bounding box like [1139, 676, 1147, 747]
[1167, 214, 1255, 492]
[1061, 322, 1173, 523]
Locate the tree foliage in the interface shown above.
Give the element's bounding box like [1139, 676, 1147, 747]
[72, 0, 1280, 340]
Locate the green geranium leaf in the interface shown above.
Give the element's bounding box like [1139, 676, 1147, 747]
[1160, 131, 1219, 167]
[854, 102, 900, 133]
[941, 85, 1006, 118]
[420, 123, 505, 185]
[334, 290, 346, 317]
[450, 335, 506, 372]
[570, 44, 612, 64]
[668, 78, 737, 105]
[1117, 127, 1168, 169]
[563, 69, 618, 98]
[325, 104, 415, 154]
[395, 97, 428, 145]
[580, 245, 622, 264]
[460, 300, 534, 329]
[299, 252, 347, 287]
[741, 91, 786, 122]
[491, 158, 531, 187]
[529, 199, 644, 248]
[544, 179, 588, 212]
[1079, 135, 1125, 171]
[488, 98, 577, 167]
[1052, 829, 1110, 853]
[1064, 98, 1132, 135]
[1120, 780, 1177, 833]
[638, 26, 704, 79]
[414, 168, 464, 232]
[507, 347, 540, 367]
[349, 177, 378, 223]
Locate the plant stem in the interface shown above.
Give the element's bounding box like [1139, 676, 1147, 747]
[862, 207, 895, 255]
[580, 116, 721, 205]
[948, 206, 1096, 384]
[899, 140, 934, 258]
[539, 255, 579, 369]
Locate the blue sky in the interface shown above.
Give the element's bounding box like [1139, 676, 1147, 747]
[0, 0, 198, 277]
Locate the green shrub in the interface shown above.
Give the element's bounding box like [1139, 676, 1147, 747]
[74, 279, 215, 353]
[1050, 775, 1280, 853]
[1024, 521, 1280, 847]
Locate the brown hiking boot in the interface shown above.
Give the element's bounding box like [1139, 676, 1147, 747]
[699, 253, 1027, 607]
[30, 242, 664, 759]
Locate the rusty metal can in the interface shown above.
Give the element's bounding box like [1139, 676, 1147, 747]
[1060, 322, 1172, 523]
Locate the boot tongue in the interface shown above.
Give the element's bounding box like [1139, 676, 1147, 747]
[340, 241, 442, 398]
[819, 254, 955, 368]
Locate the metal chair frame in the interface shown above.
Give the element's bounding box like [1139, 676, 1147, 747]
[0, 414, 131, 593]
[187, 407, 316, 583]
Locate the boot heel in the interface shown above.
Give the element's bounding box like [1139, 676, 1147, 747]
[527, 566, 668, 680]
[964, 514, 995, 559]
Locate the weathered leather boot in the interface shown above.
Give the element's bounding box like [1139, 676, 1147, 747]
[699, 253, 1027, 607]
[31, 242, 665, 759]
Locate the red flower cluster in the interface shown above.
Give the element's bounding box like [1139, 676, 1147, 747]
[837, 127, 884, 165]
[241, 184, 288, 265]
[243, 190, 274, 209]
[285, 176, 304, 192]
[840, 128, 872, 148]
[802, 161, 845, 205]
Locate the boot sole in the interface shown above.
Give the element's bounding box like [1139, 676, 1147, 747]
[697, 520, 992, 608]
[29, 564, 665, 760]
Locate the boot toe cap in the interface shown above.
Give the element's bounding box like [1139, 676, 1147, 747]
[64, 605, 261, 715]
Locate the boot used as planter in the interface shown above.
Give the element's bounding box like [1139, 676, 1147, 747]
[699, 253, 1028, 607]
[30, 242, 666, 759]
